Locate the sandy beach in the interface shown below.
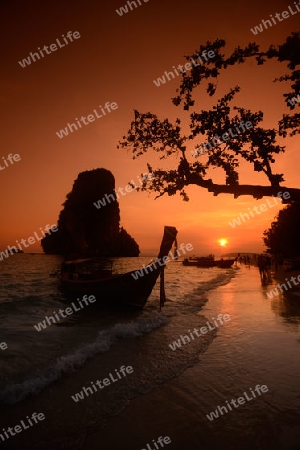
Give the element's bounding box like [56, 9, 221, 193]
[82, 265, 300, 450]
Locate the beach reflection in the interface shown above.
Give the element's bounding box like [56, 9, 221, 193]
[270, 293, 300, 327]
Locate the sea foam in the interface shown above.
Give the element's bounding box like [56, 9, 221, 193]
[0, 312, 168, 405]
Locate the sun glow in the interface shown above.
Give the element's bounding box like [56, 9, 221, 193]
[218, 238, 228, 247]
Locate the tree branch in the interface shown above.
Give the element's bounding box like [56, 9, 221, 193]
[198, 182, 300, 203]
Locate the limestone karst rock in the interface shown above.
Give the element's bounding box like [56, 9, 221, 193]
[41, 169, 140, 257]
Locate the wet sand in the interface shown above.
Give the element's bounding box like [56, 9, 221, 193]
[0, 307, 215, 450]
[85, 265, 300, 450]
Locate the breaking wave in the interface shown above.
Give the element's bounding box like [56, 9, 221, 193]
[0, 312, 168, 405]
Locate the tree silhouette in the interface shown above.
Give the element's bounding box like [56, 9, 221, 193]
[263, 203, 300, 257]
[118, 32, 300, 204]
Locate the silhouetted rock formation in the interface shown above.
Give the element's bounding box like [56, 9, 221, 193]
[41, 169, 140, 257]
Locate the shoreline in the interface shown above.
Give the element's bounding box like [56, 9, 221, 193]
[0, 306, 216, 449]
[84, 266, 300, 450]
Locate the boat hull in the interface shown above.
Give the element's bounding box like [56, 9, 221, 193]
[183, 258, 215, 267]
[59, 226, 178, 309]
[196, 261, 216, 268]
[59, 268, 160, 309]
[183, 257, 235, 268]
[182, 260, 200, 266]
[215, 259, 235, 268]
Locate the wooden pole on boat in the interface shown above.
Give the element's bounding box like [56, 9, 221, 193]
[159, 267, 166, 311]
[157, 227, 177, 310]
[174, 238, 178, 260]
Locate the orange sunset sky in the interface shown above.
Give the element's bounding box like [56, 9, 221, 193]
[0, 0, 299, 254]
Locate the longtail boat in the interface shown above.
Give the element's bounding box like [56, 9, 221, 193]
[215, 258, 236, 268]
[183, 255, 215, 267]
[59, 226, 178, 308]
[183, 255, 235, 268]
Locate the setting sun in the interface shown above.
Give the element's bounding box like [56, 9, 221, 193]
[218, 238, 228, 247]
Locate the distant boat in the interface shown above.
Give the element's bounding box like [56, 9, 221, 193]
[183, 255, 215, 267]
[58, 226, 178, 308]
[182, 257, 200, 266]
[183, 255, 235, 268]
[215, 258, 236, 268]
